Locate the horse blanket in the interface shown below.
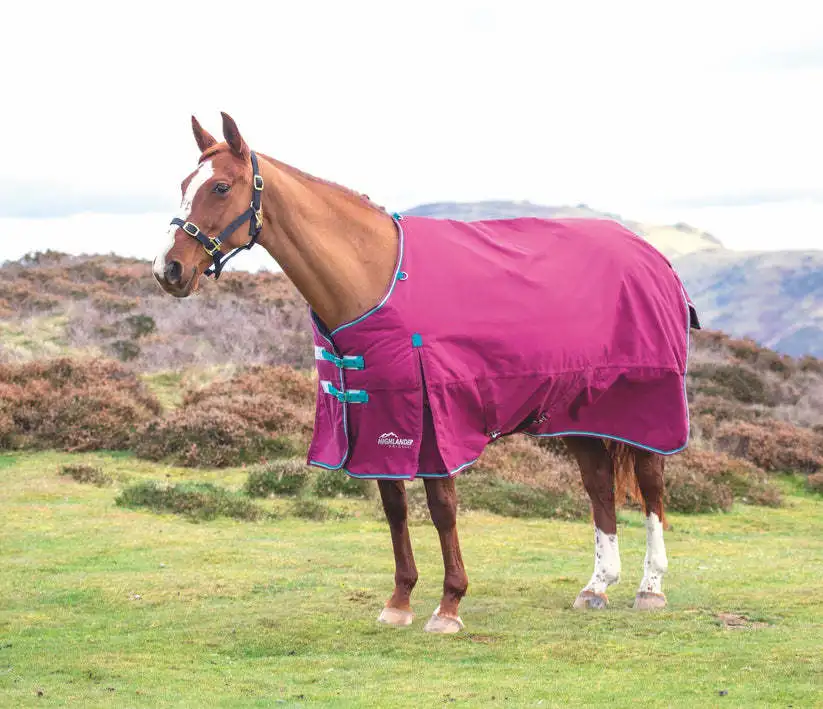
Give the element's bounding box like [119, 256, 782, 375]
[308, 215, 697, 480]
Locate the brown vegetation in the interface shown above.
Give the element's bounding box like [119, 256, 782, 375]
[0, 357, 161, 452]
[133, 365, 316, 467]
[714, 421, 823, 473]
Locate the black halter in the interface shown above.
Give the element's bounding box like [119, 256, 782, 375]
[170, 151, 264, 279]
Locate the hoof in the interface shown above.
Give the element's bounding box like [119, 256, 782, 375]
[633, 592, 667, 610]
[573, 590, 609, 610]
[377, 606, 414, 627]
[423, 606, 464, 634]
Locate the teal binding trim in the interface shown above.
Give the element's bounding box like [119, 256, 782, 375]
[330, 218, 405, 336]
[411, 333, 423, 347]
[344, 457, 479, 480]
[316, 347, 365, 370]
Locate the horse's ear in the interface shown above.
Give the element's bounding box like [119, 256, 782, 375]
[221, 112, 249, 157]
[191, 115, 217, 153]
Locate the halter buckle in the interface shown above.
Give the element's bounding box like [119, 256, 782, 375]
[254, 207, 263, 230]
[205, 237, 222, 256]
[181, 221, 200, 237]
[253, 175, 264, 191]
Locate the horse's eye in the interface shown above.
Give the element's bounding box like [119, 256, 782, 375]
[214, 182, 230, 194]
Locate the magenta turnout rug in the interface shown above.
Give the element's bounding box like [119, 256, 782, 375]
[308, 215, 696, 480]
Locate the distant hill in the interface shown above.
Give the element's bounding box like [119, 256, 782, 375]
[403, 200, 823, 357]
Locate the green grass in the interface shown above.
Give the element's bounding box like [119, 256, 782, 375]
[0, 316, 79, 361]
[1, 451, 822, 708]
[140, 365, 238, 411]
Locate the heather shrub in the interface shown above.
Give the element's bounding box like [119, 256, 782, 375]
[134, 409, 298, 467]
[124, 314, 156, 338]
[689, 394, 767, 424]
[806, 472, 823, 494]
[458, 473, 589, 519]
[182, 365, 315, 438]
[291, 497, 335, 521]
[91, 293, 138, 313]
[466, 437, 589, 519]
[688, 363, 774, 405]
[314, 468, 372, 499]
[59, 463, 111, 487]
[133, 365, 314, 467]
[798, 355, 823, 375]
[0, 357, 161, 451]
[666, 448, 781, 511]
[245, 459, 312, 497]
[110, 340, 141, 361]
[116, 481, 263, 522]
[714, 421, 823, 473]
[664, 465, 734, 513]
[727, 337, 795, 376]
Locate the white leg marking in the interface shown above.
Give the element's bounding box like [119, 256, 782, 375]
[638, 512, 668, 595]
[153, 160, 214, 278]
[583, 527, 621, 594]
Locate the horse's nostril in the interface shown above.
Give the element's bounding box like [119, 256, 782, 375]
[165, 260, 183, 285]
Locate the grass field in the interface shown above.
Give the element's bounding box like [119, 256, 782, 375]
[1, 452, 822, 708]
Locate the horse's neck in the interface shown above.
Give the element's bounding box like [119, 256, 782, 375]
[253, 155, 398, 331]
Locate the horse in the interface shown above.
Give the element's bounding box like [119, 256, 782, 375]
[153, 113, 698, 633]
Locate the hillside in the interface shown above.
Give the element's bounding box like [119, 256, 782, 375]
[404, 200, 823, 357]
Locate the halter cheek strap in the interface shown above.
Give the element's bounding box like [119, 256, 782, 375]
[170, 151, 264, 279]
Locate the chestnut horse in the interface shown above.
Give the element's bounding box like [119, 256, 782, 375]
[153, 113, 673, 633]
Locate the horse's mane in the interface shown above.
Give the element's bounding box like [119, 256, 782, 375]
[258, 152, 389, 217]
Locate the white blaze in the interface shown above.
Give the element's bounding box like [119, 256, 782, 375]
[638, 512, 668, 595]
[153, 160, 214, 279]
[584, 527, 621, 595]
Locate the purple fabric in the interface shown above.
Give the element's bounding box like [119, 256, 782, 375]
[308, 216, 694, 480]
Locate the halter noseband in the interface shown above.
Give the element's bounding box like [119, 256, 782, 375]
[170, 151, 264, 279]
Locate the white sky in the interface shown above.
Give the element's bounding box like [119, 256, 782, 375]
[1, 0, 821, 264]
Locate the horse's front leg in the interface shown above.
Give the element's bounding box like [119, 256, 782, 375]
[423, 478, 468, 633]
[376, 480, 418, 627]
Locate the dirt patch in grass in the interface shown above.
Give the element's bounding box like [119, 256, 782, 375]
[716, 613, 771, 630]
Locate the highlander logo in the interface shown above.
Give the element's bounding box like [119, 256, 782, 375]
[377, 432, 414, 448]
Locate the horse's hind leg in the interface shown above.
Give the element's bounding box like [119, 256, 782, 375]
[633, 451, 669, 610]
[422, 477, 468, 633]
[377, 480, 418, 627]
[564, 436, 620, 609]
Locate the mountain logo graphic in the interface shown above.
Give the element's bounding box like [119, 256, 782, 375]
[377, 432, 414, 448]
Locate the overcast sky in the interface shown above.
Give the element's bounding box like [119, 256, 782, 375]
[1, 0, 821, 265]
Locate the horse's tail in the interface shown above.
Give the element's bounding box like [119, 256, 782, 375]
[606, 440, 642, 510]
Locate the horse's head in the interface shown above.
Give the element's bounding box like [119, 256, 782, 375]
[153, 113, 261, 297]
